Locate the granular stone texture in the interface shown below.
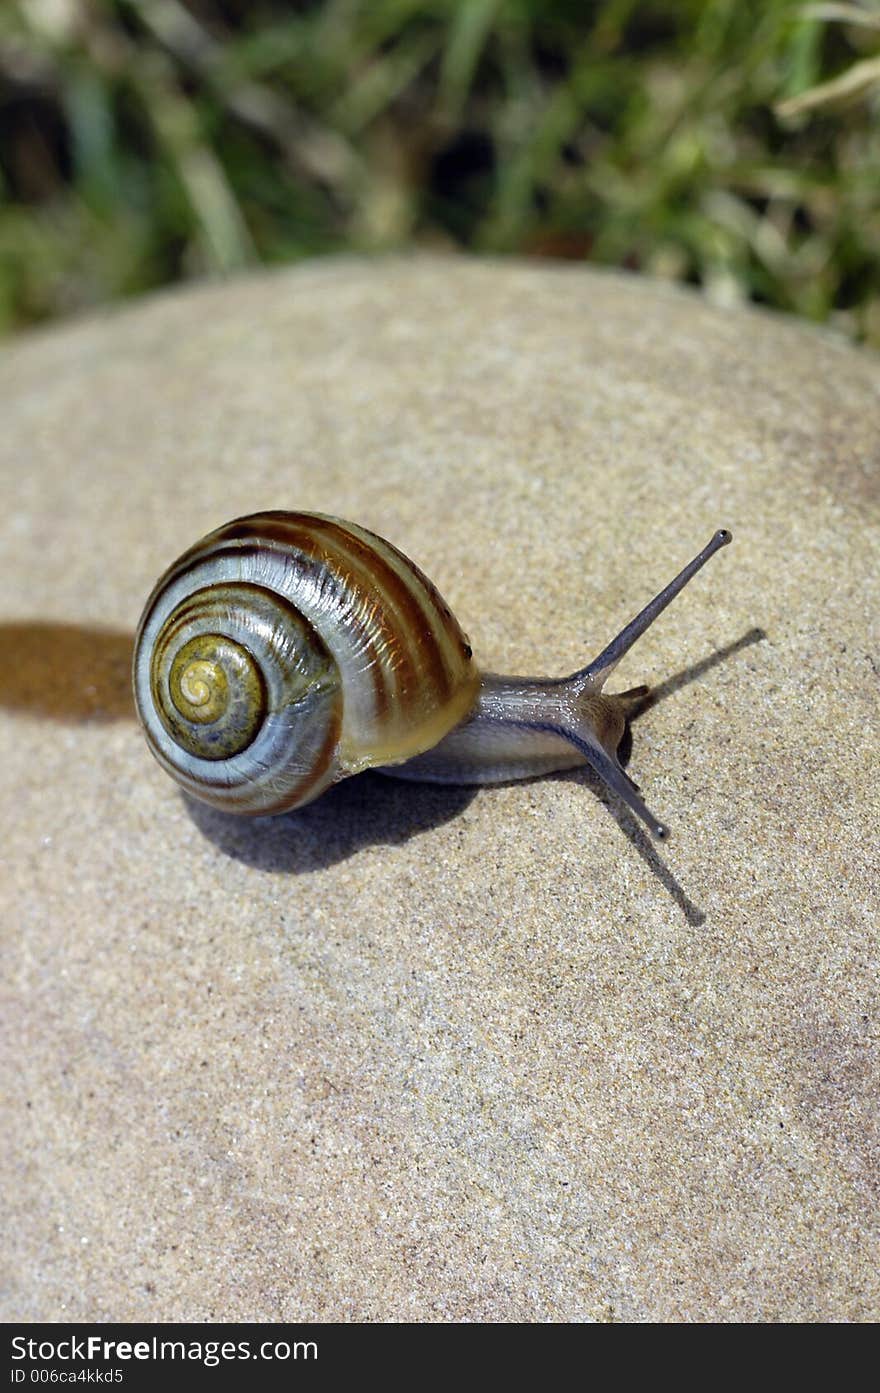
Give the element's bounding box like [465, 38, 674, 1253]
[1, 258, 877, 1321]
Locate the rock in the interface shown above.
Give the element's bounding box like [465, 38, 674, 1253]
[1, 257, 877, 1321]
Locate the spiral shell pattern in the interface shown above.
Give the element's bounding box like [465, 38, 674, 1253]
[133, 512, 479, 814]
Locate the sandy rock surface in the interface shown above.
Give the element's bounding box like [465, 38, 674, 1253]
[1, 257, 877, 1321]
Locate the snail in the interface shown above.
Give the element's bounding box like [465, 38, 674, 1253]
[133, 512, 732, 839]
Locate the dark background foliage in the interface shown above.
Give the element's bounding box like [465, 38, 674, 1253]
[2, 0, 879, 342]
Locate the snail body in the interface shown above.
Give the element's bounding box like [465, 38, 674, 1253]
[133, 512, 732, 838]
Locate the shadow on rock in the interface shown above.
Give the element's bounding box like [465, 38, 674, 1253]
[187, 627, 767, 905]
[4, 614, 763, 918]
[563, 625, 769, 926]
[639, 626, 766, 710]
[0, 621, 135, 721]
[548, 764, 707, 926]
[184, 772, 478, 873]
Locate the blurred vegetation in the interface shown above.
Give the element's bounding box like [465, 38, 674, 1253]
[1, 0, 880, 342]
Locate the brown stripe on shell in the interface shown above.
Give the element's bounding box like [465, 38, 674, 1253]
[294, 515, 453, 699]
[212, 512, 458, 688]
[151, 528, 392, 719]
[264, 521, 396, 720]
[218, 696, 342, 816]
[254, 511, 469, 709]
[203, 513, 461, 730]
[153, 692, 341, 816]
[146, 511, 479, 769]
[376, 529, 475, 665]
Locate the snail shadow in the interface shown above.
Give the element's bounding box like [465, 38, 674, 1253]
[185, 775, 478, 873]
[558, 761, 709, 928]
[0, 621, 134, 721]
[190, 627, 767, 913]
[544, 626, 767, 927]
[0, 616, 765, 922]
[638, 626, 767, 712]
[596, 625, 767, 927]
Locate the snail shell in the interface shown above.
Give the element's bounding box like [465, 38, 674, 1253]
[133, 512, 479, 814]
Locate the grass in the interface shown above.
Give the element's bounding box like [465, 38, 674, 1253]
[1, 0, 879, 343]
